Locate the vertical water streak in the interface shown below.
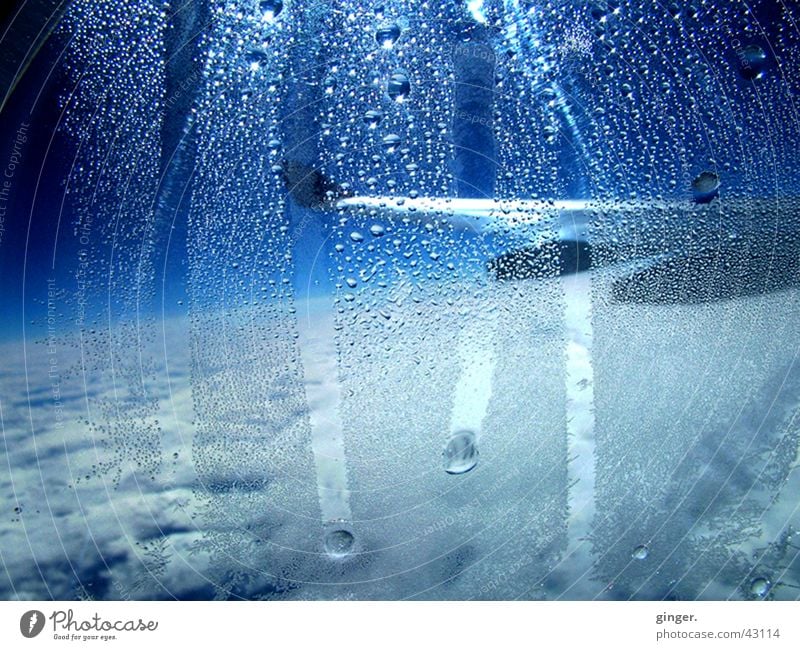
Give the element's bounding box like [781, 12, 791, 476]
[280, 0, 354, 538]
[560, 271, 599, 597]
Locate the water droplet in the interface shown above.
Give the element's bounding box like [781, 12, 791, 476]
[363, 109, 384, 129]
[590, 5, 606, 21]
[632, 544, 649, 560]
[375, 22, 401, 48]
[345, 277, 358, 288]
[259, 0, 283, 22]
[382, 134, 401, 153]
[443, 430, 479, 475]
[739, 44, 768, 80]
[323, 75, 337, 96]
[370, 224, 385, 237]
[541, 87, 557, 102]
[691, 170, 720, 202]
[245, 50, 269, 72]
[750, 577, 770, 598]
[387, 72, 410, 102]
[325, 529, 355, 558]
[350, 231, 364, 242]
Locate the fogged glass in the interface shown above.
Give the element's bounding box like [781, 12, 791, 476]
[0, 0, 798, 600]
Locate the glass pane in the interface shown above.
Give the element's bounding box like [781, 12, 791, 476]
[0, 0, 798, 602]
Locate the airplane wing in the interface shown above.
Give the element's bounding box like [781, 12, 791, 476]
[338, 195, 800, 302]
[336, 195, 675, 239]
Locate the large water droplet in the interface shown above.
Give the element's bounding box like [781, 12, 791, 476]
[325, 529, 355, 558]
[443, 430, 479, 475]
[590, 5, 606, 21]
[382, 134, 401, 153]
[323, 75, 338, 96]
[376, 22, 401, 48]
[541, 87, 557, 102]
[260, 0, 283, 22]
[750, 577, 770, 598]
[739, 44, 768, 80]
[691, 170, 720, 203]
[632, 544, 649, 560]
[387, 72, 410, 102]
[363, 109, 384, 129]
[245, 50, 269, 72]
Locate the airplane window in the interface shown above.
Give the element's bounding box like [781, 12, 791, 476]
[0, 0, 798, 601]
